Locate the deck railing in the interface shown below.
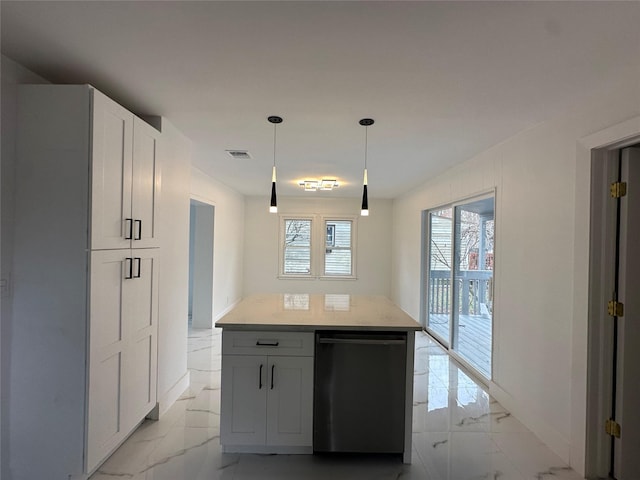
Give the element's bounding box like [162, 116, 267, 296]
[429, 269, 492, 316]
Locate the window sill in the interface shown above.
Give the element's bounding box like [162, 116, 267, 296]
[277, 275, 357, 281]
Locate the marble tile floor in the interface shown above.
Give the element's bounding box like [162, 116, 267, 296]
[90, 329, 584, 480]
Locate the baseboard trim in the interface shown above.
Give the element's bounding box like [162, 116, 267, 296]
[158, 370, 190, 417]
[489, 380, 571, 464]
[222, 444, 313, 455]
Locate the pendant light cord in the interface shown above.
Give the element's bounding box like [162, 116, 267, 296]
[364, 125, 368, 170]
[273, 123, 277, 168]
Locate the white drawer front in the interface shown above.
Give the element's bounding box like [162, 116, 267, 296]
[222, 331, 314, 357]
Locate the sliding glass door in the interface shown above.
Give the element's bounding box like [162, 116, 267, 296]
[424, 195, 494, 379]
[425, 208, 453, 346]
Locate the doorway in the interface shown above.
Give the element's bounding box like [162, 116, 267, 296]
[189, 199, 215, 329]
[587, 144, 640, 479]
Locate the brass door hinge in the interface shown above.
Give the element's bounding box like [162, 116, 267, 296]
[606, 419, 621, 438]
[610, 181, 627, 198]
[608, 300, 624, 317]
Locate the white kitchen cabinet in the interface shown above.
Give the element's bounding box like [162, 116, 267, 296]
[265, 355, 313, 446]
[91, 89, 160, 250]
[87, 249, 159, 471]
[12, 85, 161, 479]
[220, 331, 314, 452]
[220, 355, 268, 446]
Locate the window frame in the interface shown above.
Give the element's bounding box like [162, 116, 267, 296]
[278, 214, 358, 280]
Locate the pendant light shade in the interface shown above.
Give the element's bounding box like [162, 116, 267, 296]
[268, 116, 283, 213]
[361, 169, 369, 216]
[359, 118, 374, 216]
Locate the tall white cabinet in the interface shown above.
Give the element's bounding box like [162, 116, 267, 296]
[12, 85, 161, 478]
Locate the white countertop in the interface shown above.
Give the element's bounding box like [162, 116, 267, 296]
[215, 294, 423, 331]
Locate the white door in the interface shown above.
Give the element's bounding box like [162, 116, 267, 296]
[122, 249, 159, 431]
[86, 249, 129, 471]
[131, 118, 160, 248]
[91, 90, 133, 250]
[220, 355, 268, 445]
[613, 146, 640, 479]
[266, 356, 313, 446]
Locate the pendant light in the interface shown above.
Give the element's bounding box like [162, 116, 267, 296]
[359, 118, 374, 216]
[268, 115, 283, 213]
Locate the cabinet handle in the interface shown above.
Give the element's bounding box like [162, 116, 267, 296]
[134, 257, 141, 278]
[256, 340, 279, 347]
[134, 220, 142, 240]
[124, 257, 133, 279]
[259, 364, 263, 389]
[125, 218, 133, 240]
[271, 364, 275, 390]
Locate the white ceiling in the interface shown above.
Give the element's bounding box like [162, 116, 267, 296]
[2, 1, 639, 199]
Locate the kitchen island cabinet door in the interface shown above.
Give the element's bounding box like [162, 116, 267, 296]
[221, 355, 268, 445]
[266, 356, 313, 447]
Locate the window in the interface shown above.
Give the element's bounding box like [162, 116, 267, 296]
[283, 218, 312, 274]
[280, 215, 356, 279]
[323, 220, 352, 276]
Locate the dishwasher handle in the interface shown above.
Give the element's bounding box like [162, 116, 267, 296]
[318, 337, 406, 346]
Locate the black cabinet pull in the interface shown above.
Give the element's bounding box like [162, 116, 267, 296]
[134, 257, 141, 278]
[271, 364, 275, 390]
[134, 220, 142, 240]
[124, 257, 133, 279]
[256, 340, 279, 347]
[125, 218, 133, 240]
[259, 364, 263, 389]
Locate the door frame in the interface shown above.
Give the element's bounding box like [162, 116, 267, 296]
[576, 116, 640, 478]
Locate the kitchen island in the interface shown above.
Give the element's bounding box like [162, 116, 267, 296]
[216, 294, 422, 463]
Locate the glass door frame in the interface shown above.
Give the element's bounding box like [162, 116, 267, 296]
[421, 190, 496, 381]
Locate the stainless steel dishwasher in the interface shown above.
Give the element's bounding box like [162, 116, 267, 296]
[313, 331, 407, 454]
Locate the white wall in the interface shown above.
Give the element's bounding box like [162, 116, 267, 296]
[1, 55, 49, 480]
[156, 119, 192, 414]
[391, 76, 640, 475]
[190, 168, 245, 321]
[243, 196, 392, 296]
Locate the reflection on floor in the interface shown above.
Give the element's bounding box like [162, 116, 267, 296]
[89, 329, 583, 480]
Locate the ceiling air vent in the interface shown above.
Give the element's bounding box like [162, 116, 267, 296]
[226, 150, 252, 160]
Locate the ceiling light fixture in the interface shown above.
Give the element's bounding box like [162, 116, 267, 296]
[359, 118, 374, 216]
[298, 179, 339, 191]
[268, 115, 282, 213]
[320, 179, 339, 190]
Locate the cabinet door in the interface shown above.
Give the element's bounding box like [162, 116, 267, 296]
[131, 118, 161, 248]
[91, 90, 134, 250]
[266, 356, 313, 446]
[87, 249, 159, 471]
[221, 355, 268, 445]
[121, 250, 159, 431]
[87, 250, 130, 471]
